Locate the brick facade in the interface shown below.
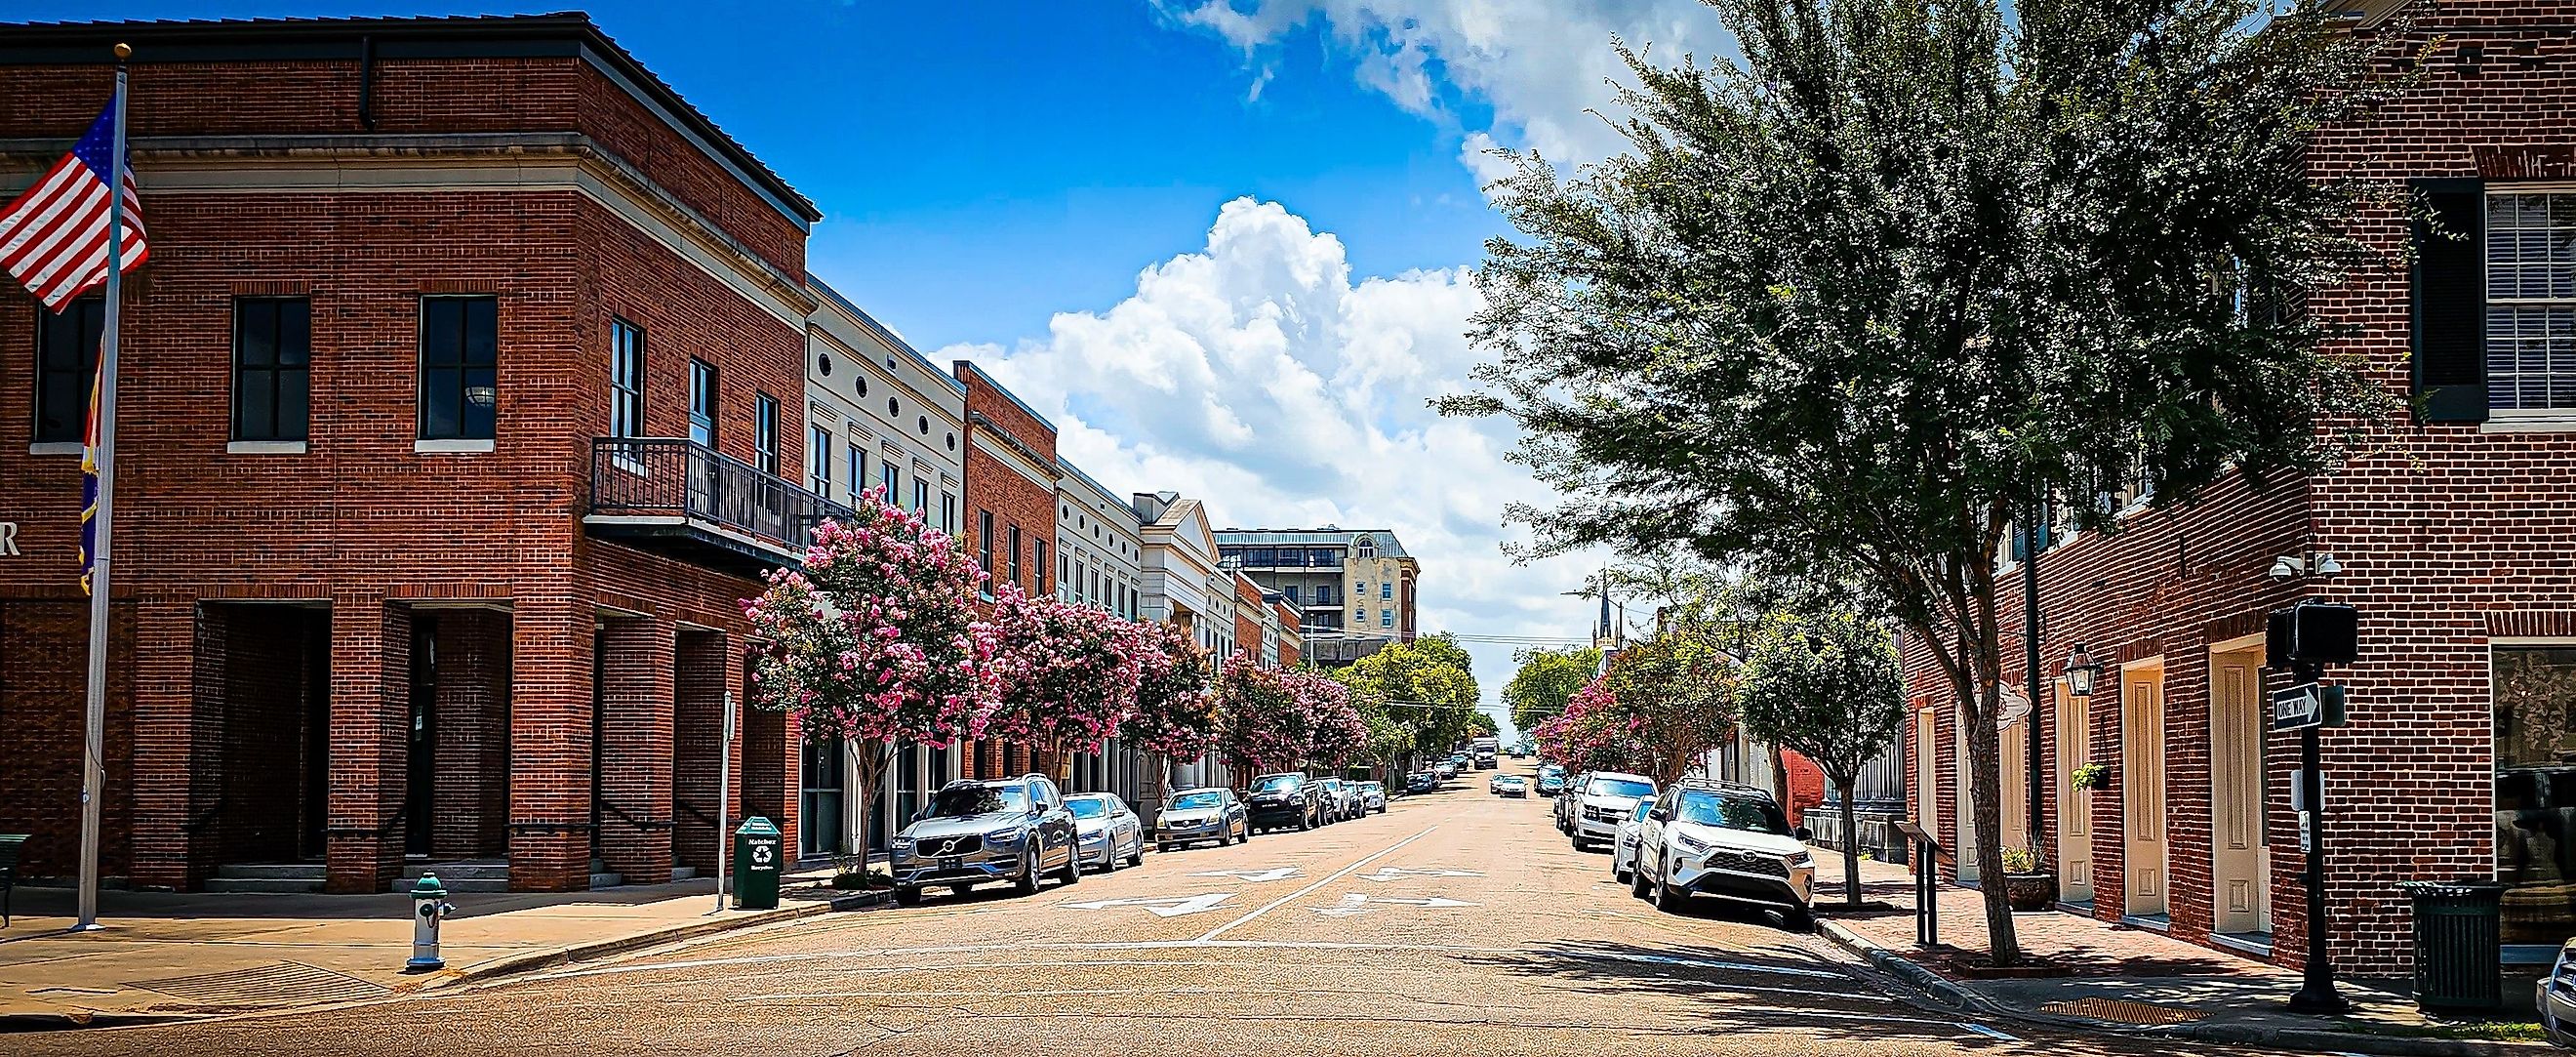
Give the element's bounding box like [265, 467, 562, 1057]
[0, 17, 818, 892]
[1902, 5, 2576, 979]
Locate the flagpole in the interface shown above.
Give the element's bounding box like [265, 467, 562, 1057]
[74, 43, 133, 933]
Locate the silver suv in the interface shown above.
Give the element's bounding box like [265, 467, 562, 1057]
[1630, 780, 1818, 929]
[890, 774, 1081, 905]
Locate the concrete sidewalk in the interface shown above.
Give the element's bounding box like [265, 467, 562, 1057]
[0, 873, 869, 1029]
[1813, 859, 2550, 1056]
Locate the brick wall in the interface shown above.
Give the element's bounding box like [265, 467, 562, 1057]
[0, 27, 807, 891]
[1902, 7, 2576, 978]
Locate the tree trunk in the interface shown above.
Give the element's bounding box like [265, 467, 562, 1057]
[1836, 776, 1863, 909]
[1769, 741, 1789, 806]
[854, 747, 888, 890]
[1966, 642, 2023, 965]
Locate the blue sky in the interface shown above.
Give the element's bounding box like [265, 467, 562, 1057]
[17, 1, 1510, 347]
[23, 1, 1739, 727]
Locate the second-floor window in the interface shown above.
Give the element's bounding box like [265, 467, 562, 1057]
[846, 444, 866, 505]
[419, 296, 498, 441]
[809, 424, 831, 494]
[942, 491, 956, 535]
[881, 461, 900, 504]
[33, 297, 103, 445]
[1382, 581, 1393, 600]
[609, 319, 645, 441]
[978, 509, 995, 588]
[754, 393, 779, 474]
[912, 478, 929, 515]
[2487, 191, 2576, 412]
[689, 358, 717, 447]
[1035, 540, 1049, 594]
[1008, 524, 1023, 588]
[232, 297, 310, 443]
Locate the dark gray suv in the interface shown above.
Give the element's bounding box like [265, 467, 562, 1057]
[890, 774, 1081, 906]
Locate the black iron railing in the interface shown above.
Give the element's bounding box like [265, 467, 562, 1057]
[590, 436, 855, 552]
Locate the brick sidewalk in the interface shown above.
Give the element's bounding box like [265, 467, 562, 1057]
[0, 873, 862, 1027]
[1819, 859, 2274, 979]
[1813, 858, 2484, 1047]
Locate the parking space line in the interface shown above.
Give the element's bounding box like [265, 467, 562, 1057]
[1192, 824, 1440, 942]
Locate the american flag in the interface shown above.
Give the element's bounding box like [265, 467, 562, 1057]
[0, 98, 147, 310]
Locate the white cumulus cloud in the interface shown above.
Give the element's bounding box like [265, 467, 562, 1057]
[1161, 0, 1733, 176]
[938, 198, 1599, 723]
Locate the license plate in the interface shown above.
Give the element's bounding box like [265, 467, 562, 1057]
[940, 856, 961, 873]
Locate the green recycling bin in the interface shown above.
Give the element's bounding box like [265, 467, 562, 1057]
[732, 817, 783, 911]
[2401, 879, 2507, 1012]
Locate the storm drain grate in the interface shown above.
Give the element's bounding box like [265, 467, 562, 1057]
[2037, 997, 2207, 1026]
[128, 961, 392, 1007]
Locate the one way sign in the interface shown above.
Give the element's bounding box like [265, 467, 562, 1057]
[2271, 683, 2349, 731]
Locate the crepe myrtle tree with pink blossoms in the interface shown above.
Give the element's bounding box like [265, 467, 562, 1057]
[1215, 650, 1308, 781]
[984, 585, 1148, 781]
[1532, 677, 1649, 776]
[1295, 671, 1369, 775]
[743, 487, 1001, 885]
[1121, 620, 1215, 809]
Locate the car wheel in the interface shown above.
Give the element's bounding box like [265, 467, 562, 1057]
[1571, 831, 1587, 851]
[1096, 842, 1116, 874]
[1630, 860, 1651, 899]
[1781, 905, 1815, 932]
[1159, 842, 1174, 854]
[1298, 811, 1314, 832]
[1128, 839, 1147, 867]
[1013, 849, 1040, 896]
[1652, 856, 1684, 913]
[1613, 857, 1630, 885]
[1061, 842, 1083, 885]
[894, 885, 921, 907]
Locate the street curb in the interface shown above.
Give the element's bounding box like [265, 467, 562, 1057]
[1, 887, 887, 1033]
[422, 887, 892, 992]
[1814, 915, 2556, 1057]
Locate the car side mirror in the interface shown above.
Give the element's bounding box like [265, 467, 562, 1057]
[1794, 826, 1814, 843]
[1648, 806, 1672, 822]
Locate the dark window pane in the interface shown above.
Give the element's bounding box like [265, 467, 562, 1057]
[463, 297, 498, 365]
[278, 301, 311, 367]
[422, 300, 461, 368]
[463, 366, 497, 439]
[276, 367, 309, 441]
[236, 374, 274, 441]
[239, 301, 276, 368]
[423, 367, 461, 437]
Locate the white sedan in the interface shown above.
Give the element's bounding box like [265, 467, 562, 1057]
[1609, 800, 1655, 884]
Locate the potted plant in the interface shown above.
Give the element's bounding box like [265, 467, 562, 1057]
[2000, 845, 2057, 911]
[2071, 761, 2110, 793]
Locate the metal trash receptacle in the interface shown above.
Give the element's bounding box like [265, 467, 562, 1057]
[2401, 879, 2507, 1012]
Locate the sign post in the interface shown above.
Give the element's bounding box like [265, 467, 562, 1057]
[2269, 675, 2348, 1012]
[1893, 819, 1942, 948]
[712, 690, 735, 915]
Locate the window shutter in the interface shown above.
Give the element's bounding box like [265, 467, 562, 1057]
[2412, 178, 2487, 424]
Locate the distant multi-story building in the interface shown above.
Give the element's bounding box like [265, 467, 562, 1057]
[1215, 528, 1419, 665]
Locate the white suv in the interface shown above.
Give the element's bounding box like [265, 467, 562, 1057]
[1568, 771, 1658, 851]
[1630, 780, 1818, 929]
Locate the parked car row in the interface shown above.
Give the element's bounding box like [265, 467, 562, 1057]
[884, 772, 1390, 906]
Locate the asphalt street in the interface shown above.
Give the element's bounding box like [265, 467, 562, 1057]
[15, 761, 2250, 1056]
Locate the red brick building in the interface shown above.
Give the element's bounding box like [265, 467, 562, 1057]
[1904, 0, 2576, 983]
[952, 360, 1059, 780]
[0, 15, 838, 893]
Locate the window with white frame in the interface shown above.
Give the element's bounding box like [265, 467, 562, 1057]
[2486, 192, 2576, 412]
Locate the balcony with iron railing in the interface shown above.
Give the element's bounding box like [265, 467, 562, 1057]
[585, 436, 856, 578]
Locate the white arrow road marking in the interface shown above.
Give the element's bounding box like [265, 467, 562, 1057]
[1315, 893, 1480, 916]
[1355, 866, 1483, 882]
[1187, 868, 1301, 882]
[1061, 892, 1235, 917]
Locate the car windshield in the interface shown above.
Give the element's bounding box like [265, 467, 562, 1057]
[1676, 790, 1791, 835]
[925, 784, 1028, 818]
[1172, 792, 1223, 810]
[1359, 783, 1381, 793]
[1252, 775, 1304, 793]
[1587, 777, 1655, 799]
[1066, 797, 1109, 820]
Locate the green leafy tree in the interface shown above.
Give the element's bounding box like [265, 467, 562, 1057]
[1740, 607, 1908, 909]
[1442, 0, 2405, 961]
[1334, 634, 1480, 769]
[1505, 646, 1599, 733]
